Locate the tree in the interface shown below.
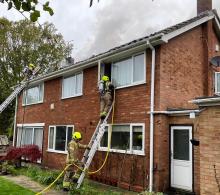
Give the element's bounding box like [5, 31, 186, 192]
[0, 18, 73, 134]
[0, 0, 53, 22]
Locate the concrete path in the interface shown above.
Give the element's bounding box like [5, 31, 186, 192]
[1, 175, 68, 195]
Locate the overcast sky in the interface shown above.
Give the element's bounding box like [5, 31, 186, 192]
[0, 0, 220, 62]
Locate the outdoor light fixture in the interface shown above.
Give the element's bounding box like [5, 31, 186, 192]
[190, 139, 200, 146]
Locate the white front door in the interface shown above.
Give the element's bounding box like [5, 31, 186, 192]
[171, 126, 192, 191]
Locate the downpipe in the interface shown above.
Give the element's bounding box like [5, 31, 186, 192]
[148, 40, 156, 192]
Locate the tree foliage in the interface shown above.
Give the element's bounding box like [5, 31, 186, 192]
[0, 0, 53, 22]
[0, 18, 73, 134]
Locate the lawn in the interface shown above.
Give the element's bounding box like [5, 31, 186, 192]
[0, 176, 35, 195]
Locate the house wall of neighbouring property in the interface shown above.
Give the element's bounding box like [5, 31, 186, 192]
[197, 106, 220, 195]
[153, 20, 220, 193]
[15, 50, 152, 192]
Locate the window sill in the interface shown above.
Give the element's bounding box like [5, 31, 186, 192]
[98, 147, 145, 156]
[115, 81, 146, 90]
[47, 150, 67, 154]
[22, 101, 43, 107]
[61, 94, 83, 100]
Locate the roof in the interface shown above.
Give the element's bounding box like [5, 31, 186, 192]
[29, 10, 219, 86]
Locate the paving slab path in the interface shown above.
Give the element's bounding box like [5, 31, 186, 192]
[2, 175, 68, 195]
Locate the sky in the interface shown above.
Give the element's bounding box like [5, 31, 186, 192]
[0, 0, 220, 62]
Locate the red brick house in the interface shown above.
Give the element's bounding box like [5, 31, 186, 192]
[13, 1, 220, 194]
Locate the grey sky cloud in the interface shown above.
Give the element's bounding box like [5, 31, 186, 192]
[0, 0, 219, 62]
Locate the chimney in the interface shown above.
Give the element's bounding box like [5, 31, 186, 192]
[197, 0, 212, 14]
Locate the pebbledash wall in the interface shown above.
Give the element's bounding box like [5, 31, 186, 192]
[15, 18, 220, 193]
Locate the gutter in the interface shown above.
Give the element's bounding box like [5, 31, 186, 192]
[148, 40, 156, 192]
[149, 109, 201, 115]
[28, 33, 165, 86]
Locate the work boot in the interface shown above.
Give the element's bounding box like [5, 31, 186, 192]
[100, 112, 107, 119]
[63, 182, 70, 191]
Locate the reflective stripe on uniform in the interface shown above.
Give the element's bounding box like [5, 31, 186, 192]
[63, 181, 70, 187]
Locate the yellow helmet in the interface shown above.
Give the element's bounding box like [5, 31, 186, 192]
[102, 75, 109, 81]
[29, 63, 35, 68]
[72, 132, 82, 140]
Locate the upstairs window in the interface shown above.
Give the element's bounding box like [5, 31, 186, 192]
[22, 84, 44, 106]
[62, 72, 83, 99]
[99, 123, 145, 155]
[215, 72, 220, 94]
[111, 53, 145, 88]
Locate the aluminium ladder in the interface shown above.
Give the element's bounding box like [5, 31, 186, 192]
[0, 67, 40, 114]
[76, 104, 113, 189]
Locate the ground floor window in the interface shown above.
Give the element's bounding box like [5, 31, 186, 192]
[99, 123, 144, 155]
[48, 125, 73, 153]
[16, 126, 43, 150]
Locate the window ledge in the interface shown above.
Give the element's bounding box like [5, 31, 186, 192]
[22, 101, 43, 107]
[115, 81, 146, 90]
[98, 147, 145, 156]
[47, 150, 67, 154]
[61, 94, 83, 100]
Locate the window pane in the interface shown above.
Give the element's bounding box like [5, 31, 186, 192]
[16, 128, 22, 147]
[67, 127, 73, 145]
[26, 86, 39, 104]
[38, 84, 43, 102]
[111, 125, 130, 150]
[48, 127, 54, 149]
[132, 126, 143, 151]
[22, 128, 33, 145]
[63, 76, 75, 98]
[173, 129, 189, 161]
[76, 73, 82, 95]
[112, 58, 132, 87]
[217, 73, 220, 93]
[33, 128, 43, 150]
[100, 127, 108, 147]
[133, 54, 145, 82]
[55, 126, 66, 151]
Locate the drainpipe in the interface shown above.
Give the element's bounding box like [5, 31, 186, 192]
[148, 40, 156, 192]
[13, 95, 18, 146]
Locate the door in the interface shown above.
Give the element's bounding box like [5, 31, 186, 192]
[171, 126, 192, 191]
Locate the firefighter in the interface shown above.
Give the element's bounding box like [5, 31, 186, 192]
[63, 131, 90, 191]
[98, 75, 114, 119]
[23, 63, 36, 79]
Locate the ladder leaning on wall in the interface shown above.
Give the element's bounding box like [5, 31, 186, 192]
[75, 103, 113, 189]
[0, 67, 40, 114]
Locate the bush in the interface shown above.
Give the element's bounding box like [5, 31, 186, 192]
[4, 145, 42, 163]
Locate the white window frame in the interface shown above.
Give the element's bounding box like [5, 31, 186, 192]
[99, 123, 145, 155]
[22, 83, 44, 106]
[111, 52, 146, 89]
[61, 72, 83, 99]
[215, 72, 220, 94]
[16, 125, 44, 150]
[47, 125, 74, 154]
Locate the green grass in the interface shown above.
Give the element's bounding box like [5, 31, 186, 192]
[0, 176, 35, 195]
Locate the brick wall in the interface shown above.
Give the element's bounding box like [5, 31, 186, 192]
[16, 52, 151, 191]
[198, 106, 220, 195]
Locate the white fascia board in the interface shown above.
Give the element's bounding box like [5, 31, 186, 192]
[161, 15, 215, 43]
[17, 123, 45, 127]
